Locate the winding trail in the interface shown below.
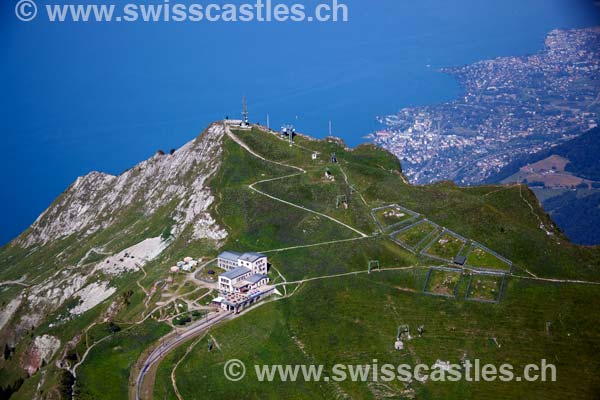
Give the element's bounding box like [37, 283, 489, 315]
[481, 185, 516, 198]
[71, 323, 102, 378]
[133, 258, 600, 400]
[225, 125, 368, 238]
[338, 164, 370, 207]
[0, 277, 30, 287]
[514, 274, 600, 286]
[276, 264, 600, 291]
[475, 183, 555, 240]
[130, 124, 600, 400]
[518, 184, 554, 236]
[137, 265, 150, 298]
[132, 125, 373, 400]
[275, 265, 418, 287]
[170, 334, 206, 400]
[260, 236, 371, 254]
[77, 246, 113, 267]
[134, 311, 234, 400]
[270, 265, 288, 296]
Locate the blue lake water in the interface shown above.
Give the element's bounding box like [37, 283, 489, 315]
[1, 0, 599, 244]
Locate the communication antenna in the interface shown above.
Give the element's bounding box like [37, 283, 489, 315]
[336, 195, 348, 209]
[242, 96, 249, 126]
[282, 124, 295, 146]
[329, 120, 332, 136]
[266, 113, 270, 129]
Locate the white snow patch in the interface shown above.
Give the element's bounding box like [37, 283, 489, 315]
[70, 281, 116, 315]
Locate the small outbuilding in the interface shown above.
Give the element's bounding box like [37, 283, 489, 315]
[453, 255, 467, 266]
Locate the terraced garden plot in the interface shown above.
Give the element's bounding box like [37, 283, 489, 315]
[467, 245, 512, 271]
[424, 232, 467, 261]
[374, 206, 415, 229]
[393, 221, 438, 249]
[466, 273, 505, 303]
[423, 268, 462, 297]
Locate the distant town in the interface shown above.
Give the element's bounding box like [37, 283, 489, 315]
[369, 27, 600, 185]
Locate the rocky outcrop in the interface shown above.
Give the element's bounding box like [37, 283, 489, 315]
[16, 123, 227, 247]
[24, 335, 61, 375]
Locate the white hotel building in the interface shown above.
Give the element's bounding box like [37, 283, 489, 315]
[217, 251, 269, 294]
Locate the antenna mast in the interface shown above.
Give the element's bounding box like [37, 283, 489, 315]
[242, 96, 249, 126]
[282, 124, 295, 146]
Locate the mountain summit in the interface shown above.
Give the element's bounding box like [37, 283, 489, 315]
[16, 124, 228, 249]
[1, 122, 599, 399]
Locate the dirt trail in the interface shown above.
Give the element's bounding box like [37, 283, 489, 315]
[130, 124, 600, 400]
[224, 125, 368, 238]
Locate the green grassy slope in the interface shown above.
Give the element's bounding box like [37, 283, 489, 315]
[75, 321, 170, 400]
[2, 123, 599, 399]
[153, 126, 600, 399]
[164, 271, 600, 399]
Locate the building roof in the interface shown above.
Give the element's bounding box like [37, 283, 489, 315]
[233, 280, 251, 288]
[218, 251, 242, 262]
[246, 274, 269, 284]
[220, 266, 250, 280]
[453, 255, 467, 265]
[239, 252, 266, 263]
